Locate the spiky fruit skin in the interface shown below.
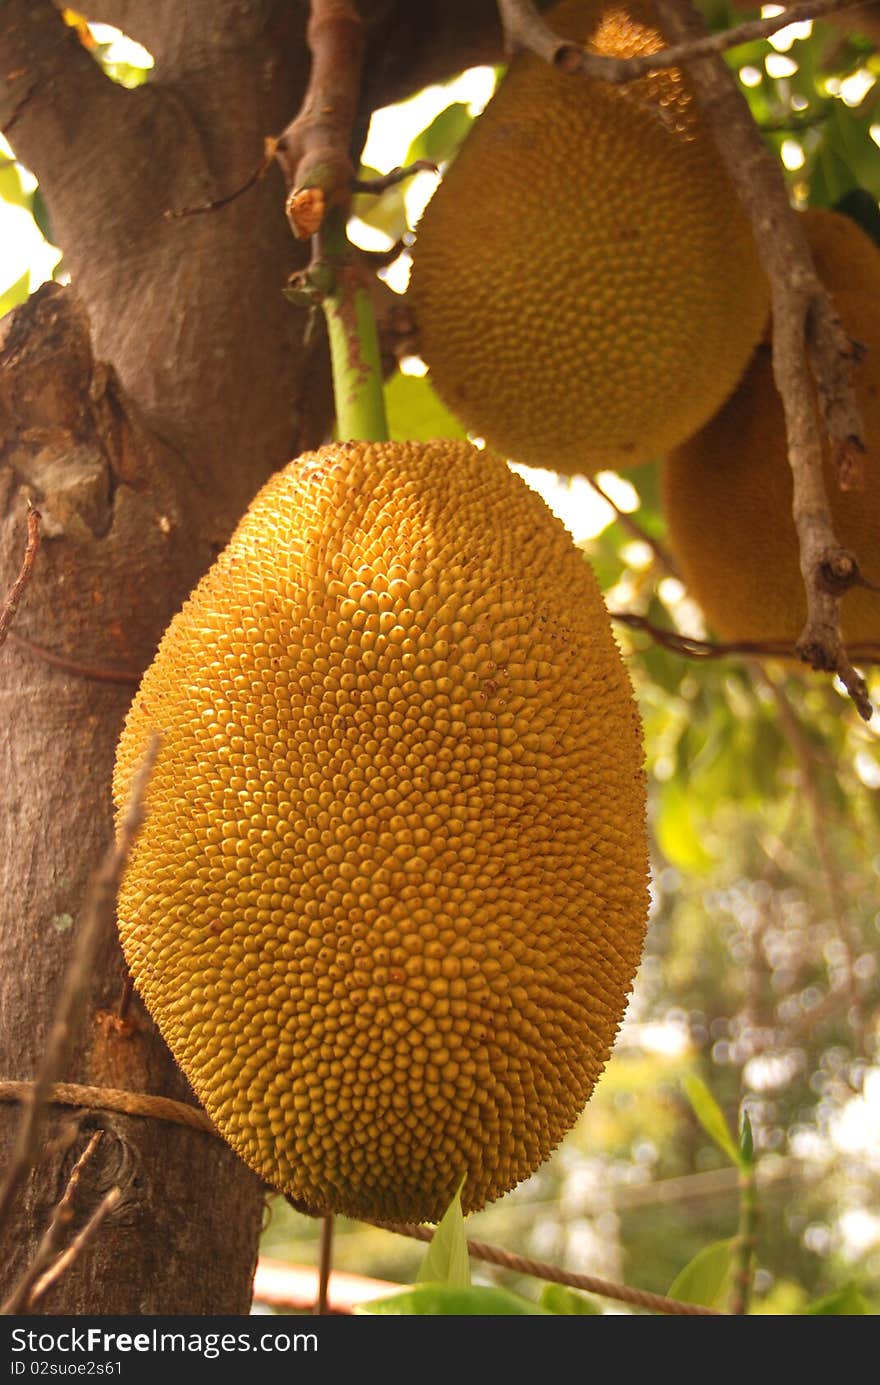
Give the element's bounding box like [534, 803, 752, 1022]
[409, 0, 769, 476]
[801, 206, 880, 300]
[114, 440, 648, 1223]
[663, 292, 880, 647]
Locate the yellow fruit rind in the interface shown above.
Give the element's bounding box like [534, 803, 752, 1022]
[114, 439, 648, 1222]
[663, 289, 880, 648]
[410, 0, 769, 474]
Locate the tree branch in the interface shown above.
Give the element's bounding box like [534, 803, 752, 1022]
[276, 0, 366, 238]
[587, 477, 678, 576]
[611, 610, 880, 666]
[497, 0, 866, 80]
[653, 0, 870, 721]
[496, 0, 871, 716]
[0, 1, 126, 176]
[0, 503, 40, 654]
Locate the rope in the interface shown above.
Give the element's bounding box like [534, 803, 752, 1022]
[372, 1220, 725, 1317]
[1, 1080, 723, 1314]
[0, 1081, 218, 1136]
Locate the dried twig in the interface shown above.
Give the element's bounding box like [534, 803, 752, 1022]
[352, 160, 437, 194]
[1, 1132, 120, 1315]
[653, 0, 870, 719]
[167, 2, 368, 233]
[5, 630, 140, 686]
[277, 0, 365, 238]
[610, 609, 880, 665]
[0, 503, 41, 653]
[497, 0, 865, 80]
[25, 1187, 121, 1310]
[164, 137, 279, 220]
[371, 1219, 724, 1315]
[587, 477, 678, 576]
[0, 737, 158, 1235]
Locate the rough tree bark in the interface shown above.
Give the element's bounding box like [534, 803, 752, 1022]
[0, 0, 506, 1316]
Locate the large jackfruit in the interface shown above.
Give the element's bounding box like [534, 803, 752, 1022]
[795, 206, 880, 302]
[114, 439, 648, 1223]
[409, 0, 769, 475]
[662, 287, 880, 648]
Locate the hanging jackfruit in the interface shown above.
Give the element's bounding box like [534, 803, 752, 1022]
[114, 439, 649, 1223]
[409, 0, 769, 474]
[663, 288, 880, 648]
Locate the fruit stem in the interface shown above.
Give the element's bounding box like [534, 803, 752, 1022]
[319, 209, 389, 443]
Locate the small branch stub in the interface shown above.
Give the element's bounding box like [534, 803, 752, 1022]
[276, 0, 366, 239]
[0, 503, 41, 654]
[287, 186, 326, 242]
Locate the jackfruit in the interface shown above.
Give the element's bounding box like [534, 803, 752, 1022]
[798, 206, 880, 301]
[662, 290, 880, 648]
[114, 439, 648, 1223]
[409, 0, 769, 475]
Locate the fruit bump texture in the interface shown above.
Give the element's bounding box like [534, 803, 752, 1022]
[114, 439, 648, 1222]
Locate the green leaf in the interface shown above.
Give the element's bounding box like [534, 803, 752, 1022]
[356, 1284, 551, 1315]
[0, 270, 29, 320]
[0, 159, 28, 209]
[683, 1075, 741, 1166]
[668, 1238, 736, 1309]
[539, 1283, 602, 1314]
[803, 1283, 874, 1315]
[416, 1182, 470, 1288]
[654, 780, 714, 873]
[385, 369, 467, 443]
[740, 1111, 754, 1168]
[406, 103, 473, 168]
[31, 186, 56, 246]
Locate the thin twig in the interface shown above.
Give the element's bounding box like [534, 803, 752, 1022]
[277, 0, 365, 237]
[164, 137, 279, 220]
[654, 0, 870, 719]
[116, 974, 134, 1020]
[0, 737, 158, 1235]
[5, 630, 140, 685]
[586, 477, 678, 576]
[0, 1132, 120, 1314]
[352, 159, 437, 194]
[0, 503, 41, 653]
[609, 609, 880, 664]
[25, 1188, 122, 1310]
[497, 0, 864, 81]
[314, 1215, 334, 1315]
[370, 1221, 724, 1315]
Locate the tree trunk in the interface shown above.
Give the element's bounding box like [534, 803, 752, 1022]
[0, 0, 505, 1315]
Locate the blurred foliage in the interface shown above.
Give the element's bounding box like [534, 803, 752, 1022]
[2, 0, 879, 1319]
